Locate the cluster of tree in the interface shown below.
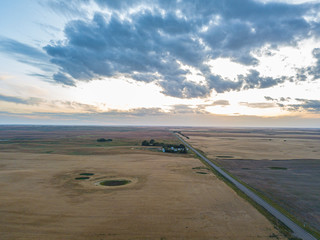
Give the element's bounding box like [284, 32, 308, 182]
[96, 138, 113, 142]
[141, 139, 187, 153]
[162, 144, 187, 153]
[141, 139, 161, 146]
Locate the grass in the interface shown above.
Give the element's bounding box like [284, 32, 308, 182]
[99, 179, 131, 186]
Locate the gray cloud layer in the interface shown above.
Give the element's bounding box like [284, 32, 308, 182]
[1, 0, 320, 98]
[43, 0, 320, 97]
[0, 94, 41, 105]
[0, 37, 53, 72]
[286, 99, 320, 113]
[265, 96, 320, 113]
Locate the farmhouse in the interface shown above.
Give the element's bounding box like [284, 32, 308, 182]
[162, 144, 188, 153]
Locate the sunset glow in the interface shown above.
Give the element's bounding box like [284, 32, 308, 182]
[1, 0, 320, 126]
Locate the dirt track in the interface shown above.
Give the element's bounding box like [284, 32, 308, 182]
[0, 151, 285, 239]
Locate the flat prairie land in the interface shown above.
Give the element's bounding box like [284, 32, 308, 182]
[0, 126, 177, 155]
[0, 126, 285, 239]
[177, 127, 320, 236]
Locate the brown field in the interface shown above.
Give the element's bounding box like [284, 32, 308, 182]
[0, 126, 285, 239]
[0, 126, 177, 155]
[177, 127, 320, 236]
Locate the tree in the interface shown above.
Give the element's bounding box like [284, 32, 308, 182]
[97, 138, 107, 142]
[142, 140, 149, 146]
[179, 144, 185, 149]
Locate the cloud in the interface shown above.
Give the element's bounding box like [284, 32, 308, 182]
[264, 96, 320, 113]
[265, 96, 291, 102]
[286, 98, 320, 113]
[41, 0, 90, 17]
[1, 0, 318, 99]
[239, 70, 287, 89]
[305, 48, 320, 81]
[0, 37, 54, 72]
[170, 104, 208, 114]
[53, 72, 76, 86]
[264, 96, 275, 101]
[0, 37, 48, 61]
[41, 0, 320, 98]
[2, 107, 320, 127]
[0, 94, 42, 105]
[121, 107, 165, 116]
[240, 102, 276, 108]
[212, 100, 230, 106]
[280, 97, 291, 102]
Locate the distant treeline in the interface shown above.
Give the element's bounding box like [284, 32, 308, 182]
[173, 131, 189, 139]
[97, 138, 113, 142]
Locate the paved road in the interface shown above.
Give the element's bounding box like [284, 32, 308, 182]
[176, 134, 317, 240]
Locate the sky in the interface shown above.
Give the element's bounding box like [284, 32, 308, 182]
[1, 0, 320, 127]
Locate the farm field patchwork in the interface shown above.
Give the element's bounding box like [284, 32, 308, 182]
[177, 127, 320, 237]
[0, 126, 285, 239]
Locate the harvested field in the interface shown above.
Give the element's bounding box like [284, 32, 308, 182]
[178, 127, 320, 236]
[184, 135, 320, 160]
[0, 126, 179, 155]
[0, 151, 284, 240]
[215, 159, 320, 232]
[0, 126, 285, 239]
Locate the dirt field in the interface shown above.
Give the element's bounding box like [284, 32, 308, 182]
[178, 127, 320, 236]
[178, 128, 320, 160]
[0, 126, 285, 239]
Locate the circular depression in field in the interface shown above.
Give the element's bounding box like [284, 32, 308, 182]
[99, 179, 131, 186]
